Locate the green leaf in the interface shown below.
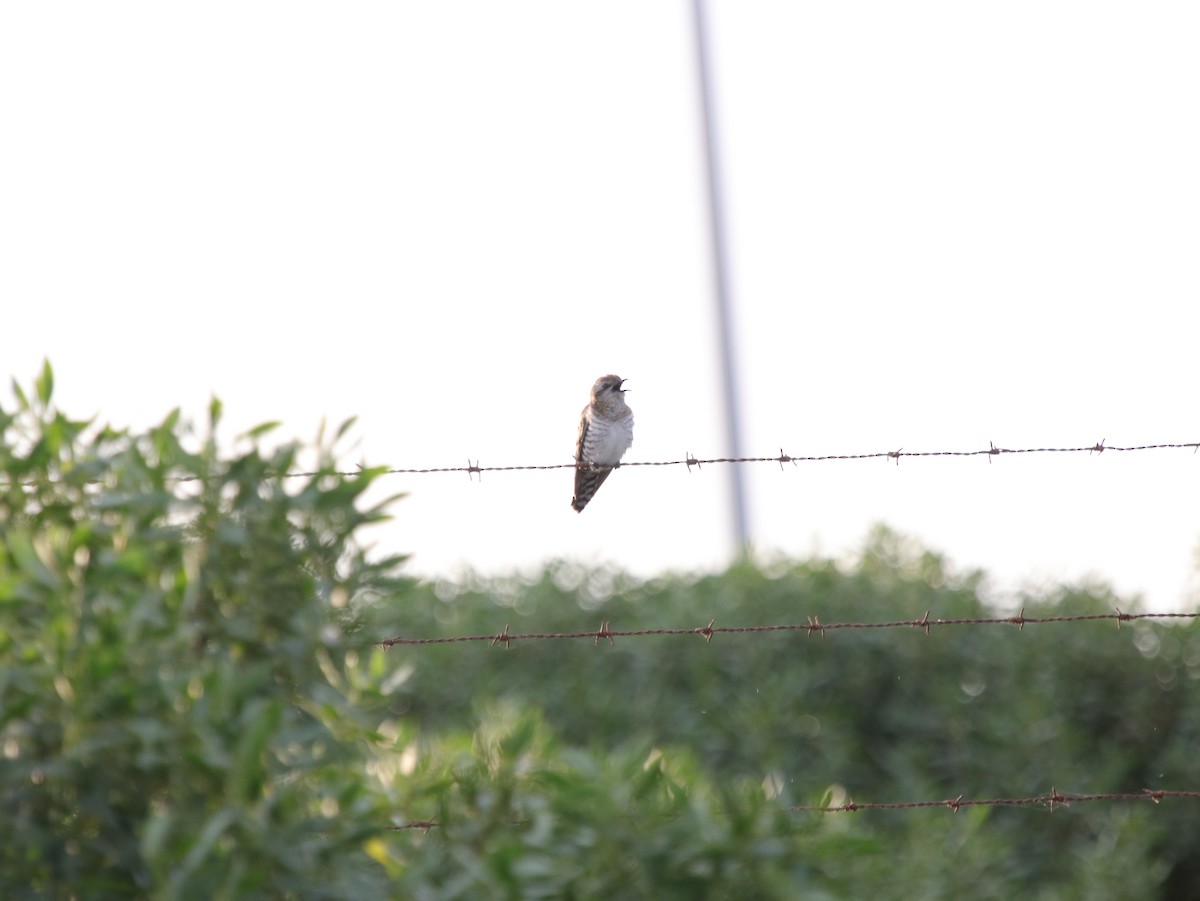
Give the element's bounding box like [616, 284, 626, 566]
[239, 421, 281, 441]
[36, 359, 54, 406]
[158, 407, 182, 434]
[173, 807, 239, 885]
[10, 377, 29, 411]
[232, 699, 282, 802]
[5, 529, 61, 590]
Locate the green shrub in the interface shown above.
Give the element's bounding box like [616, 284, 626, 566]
[0, 363, 402, 898]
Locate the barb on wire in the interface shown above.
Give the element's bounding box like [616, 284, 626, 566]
[391, 820, 439, 832]
[388, 788, 1200, 831]
[378, 609, 1199, 648]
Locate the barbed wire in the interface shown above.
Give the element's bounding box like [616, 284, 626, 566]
[388, 788, 1200, 830]
[378, 608, 1198, 648]
[9, 440, 1197, 488]
[292, 439, 1200, 480]
[791, 788, 1200, 814]
[357, 437, 1200, 838]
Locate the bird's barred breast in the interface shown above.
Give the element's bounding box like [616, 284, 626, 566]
[585, 413, 634, 465]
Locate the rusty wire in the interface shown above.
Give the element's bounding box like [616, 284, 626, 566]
[388, 788, 1200, 830]
[378, 608, 1198, 648]
[791, 788, 1200, 813]
[13, 440, 1196, 488]
[287, 439, 1200, 480]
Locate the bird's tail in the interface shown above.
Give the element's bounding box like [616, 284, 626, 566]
[571, 465, 613, 512]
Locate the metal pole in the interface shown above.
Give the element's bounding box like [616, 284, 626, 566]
[691, 0, 749, 553]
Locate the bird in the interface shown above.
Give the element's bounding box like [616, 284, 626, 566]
[571, 374, 634, 512]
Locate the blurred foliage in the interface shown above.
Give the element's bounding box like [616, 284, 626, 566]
[3, 362, 1198, 897]
[368, 534, 1199, 897]
[378, 707, 858, 899]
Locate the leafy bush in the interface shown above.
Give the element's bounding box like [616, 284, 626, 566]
[0, 363, 402, 898]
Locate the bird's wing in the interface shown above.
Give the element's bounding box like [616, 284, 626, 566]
[572, 408, 612, 511]
[574, 407, 590, 464]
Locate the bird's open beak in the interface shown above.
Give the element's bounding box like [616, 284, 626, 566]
[619, 379, 629, 391]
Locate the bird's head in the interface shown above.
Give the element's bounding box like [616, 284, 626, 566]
[592, 374, 627, 401]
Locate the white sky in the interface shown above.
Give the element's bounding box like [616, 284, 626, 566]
[3, 3, 1198, 610]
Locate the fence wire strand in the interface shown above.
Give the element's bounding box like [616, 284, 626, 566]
[379, 608, 1198, 648]
[388, 788, 1200, 830]
[791, 788, 1200, 813]
[361, 441, 1200, 834]
[247, 439, 1200, 480]
[12, 440, 1197, 488]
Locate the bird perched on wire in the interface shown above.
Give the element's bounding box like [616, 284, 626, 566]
[571, 374, 634, 512]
